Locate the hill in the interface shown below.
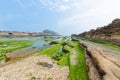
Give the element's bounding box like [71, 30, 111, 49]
[43, 29, 59, 36]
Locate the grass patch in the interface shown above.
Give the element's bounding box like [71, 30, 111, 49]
[57, 40, 73, 66]
[0, 40, 32, 61]
[43, 37, 54, 42]
[0, 40, 32, 52]
[57, 53, 70, 66]
[36, 38, 88, 80]
[36, 44, 61, 56]
[62, 45, 72, 53]
[36, 37, 66, 56]
[68, 41, 88, 80]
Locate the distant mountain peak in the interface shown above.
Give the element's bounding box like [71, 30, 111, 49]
[43, 29, 59, 35]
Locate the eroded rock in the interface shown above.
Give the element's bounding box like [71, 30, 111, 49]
[79, 19, 120, 46]
[81, 41, 120, 80]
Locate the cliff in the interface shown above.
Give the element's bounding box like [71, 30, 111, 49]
[79, 18, 120, 45]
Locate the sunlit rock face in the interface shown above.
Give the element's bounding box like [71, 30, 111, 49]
[79, 18, 120, 45]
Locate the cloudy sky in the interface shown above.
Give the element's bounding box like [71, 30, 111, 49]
[0, 0, 120, 35]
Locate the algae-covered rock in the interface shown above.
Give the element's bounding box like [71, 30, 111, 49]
[62, 45, 72, 53]
[49, 41, 59, 45]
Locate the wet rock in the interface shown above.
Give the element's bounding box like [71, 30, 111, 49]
[62, 45, 71, 53]
[62, 42, 67, 46]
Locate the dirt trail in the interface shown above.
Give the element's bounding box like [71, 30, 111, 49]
[81, 40, 120, 80]
[0, 55, 69, 80]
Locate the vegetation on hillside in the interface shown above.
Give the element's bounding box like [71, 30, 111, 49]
[43, 29, 59, 35]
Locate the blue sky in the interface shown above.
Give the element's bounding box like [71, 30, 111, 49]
[0, 0, 120, 35]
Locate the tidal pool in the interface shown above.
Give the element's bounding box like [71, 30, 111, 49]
[0, 36, 62, 60]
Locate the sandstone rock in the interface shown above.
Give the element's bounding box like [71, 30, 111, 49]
[79, 18, 120, 45]
[81, 41, 120, 80]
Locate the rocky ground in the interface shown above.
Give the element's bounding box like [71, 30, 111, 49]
[0, 55, 69, 80]
[81, 40, 120, 80]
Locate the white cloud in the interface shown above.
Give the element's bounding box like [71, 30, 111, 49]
[59, 7, 110, 26]
[57, 0, 120, 34]
[39, 0, 81, 12]
[13, 0, 120, 35]
[63, 0, 69, 2]
[59, 5, 70, 11]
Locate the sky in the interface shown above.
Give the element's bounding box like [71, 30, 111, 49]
[0, 0, 120, 35]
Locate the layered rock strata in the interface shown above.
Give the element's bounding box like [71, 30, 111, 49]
[79, 19, 120, 45]
[81, 40, 120, 80]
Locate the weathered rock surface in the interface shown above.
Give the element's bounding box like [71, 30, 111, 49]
[85, 53, 101, 80]
[81, 40, 120, 80]
[79, 18, 120, 45]
[0, 55, 69, 80]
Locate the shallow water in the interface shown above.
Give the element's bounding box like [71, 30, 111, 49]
[0, 36, 43, 40]
[1, 36, 62, 59]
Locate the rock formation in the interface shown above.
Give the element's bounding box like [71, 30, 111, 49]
[79, 18, 120, 45]
[0, 29, 60, 37]
[80, 40, 120, 80]
[43, 29, 59, 36]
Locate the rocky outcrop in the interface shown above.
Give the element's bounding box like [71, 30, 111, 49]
[81, 40, 120, 80]
[0, 29, 60, 37]
[0, 31, 9, 36]
[79, 18, 120, 45]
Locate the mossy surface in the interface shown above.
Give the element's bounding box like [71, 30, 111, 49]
[0, 40, 32, 61]
[68, 41, 88, 80]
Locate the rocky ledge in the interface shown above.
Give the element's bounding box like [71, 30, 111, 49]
[79, 18, 120, 45]
[80, 40, 120, 80]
